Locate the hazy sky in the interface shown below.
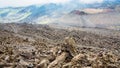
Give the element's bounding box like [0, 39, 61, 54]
[0, 0, 104, 8]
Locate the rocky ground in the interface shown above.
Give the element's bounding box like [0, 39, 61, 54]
[0, 23, 120, 68]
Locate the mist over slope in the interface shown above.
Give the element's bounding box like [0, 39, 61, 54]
[0, 0, 120, 30]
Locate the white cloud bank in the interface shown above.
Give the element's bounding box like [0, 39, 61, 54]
[0, 0, 104, 8]
[80, 0, 104, 4]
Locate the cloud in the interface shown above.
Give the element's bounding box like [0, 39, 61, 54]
[0, 0, 104, 8]
[79, 0, 104, 4]
[0, 0, 70, 8]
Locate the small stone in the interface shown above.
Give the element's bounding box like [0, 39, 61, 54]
[35, 59, 40, 64]
[27, 63, 34, 68]
[37, 58, 49, 68]
[19, 59, 29, 66]
[5, 55, 9, 61]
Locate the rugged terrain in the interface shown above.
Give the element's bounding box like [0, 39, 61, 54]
[0, 23, 120, 68]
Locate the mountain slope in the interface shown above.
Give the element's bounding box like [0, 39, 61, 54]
[0, 0, 120, 23]
[0, 3, 61, 23]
